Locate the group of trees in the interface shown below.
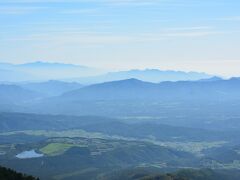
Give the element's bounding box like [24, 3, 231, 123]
[0, 166, 39, 180]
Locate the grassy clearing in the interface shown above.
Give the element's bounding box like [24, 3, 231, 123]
[40, 143, 74, 156]
[53, 168, 98, 180]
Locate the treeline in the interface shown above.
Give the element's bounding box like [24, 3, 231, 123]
[0, 166, 39, 180]
[141, 169, 217, 180]
[104, 168, 238, 180]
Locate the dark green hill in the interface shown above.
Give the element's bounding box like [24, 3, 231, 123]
[103, 168, 240, 180]
[0, 166, 38, 180]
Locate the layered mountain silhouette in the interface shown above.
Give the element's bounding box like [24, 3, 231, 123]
[60, 78, 240, 101]
[72, 69, 212, 84]
[1, 77, 239, 107]
[1, 78, 240, 118]
[0, 62, 212, 83]
[0, 62, 99, 82]
[0, 84, 43, 104]
[21, 80, 83, 96]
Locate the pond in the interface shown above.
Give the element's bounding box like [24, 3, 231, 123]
[16, 150, 44, 159]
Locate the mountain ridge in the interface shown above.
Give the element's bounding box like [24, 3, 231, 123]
[60, 77, 240, 101]
[0, 61, 100, 82]
[71, 69, 213, 84]
[20, 80, 83, 96]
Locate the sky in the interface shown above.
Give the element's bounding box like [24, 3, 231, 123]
[0, 0, 240, 77]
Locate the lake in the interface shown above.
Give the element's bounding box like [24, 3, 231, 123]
[16, 150, 43, 159]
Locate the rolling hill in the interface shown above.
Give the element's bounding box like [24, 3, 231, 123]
[61, 78, 240, 101]
[20, 80, 83, 96]
[2, 78, 240, 131]
[0, 84, 43, 105]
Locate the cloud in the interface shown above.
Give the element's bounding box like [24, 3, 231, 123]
[0, 0, 182, 7]
[164, 26, 212, 31]
[5, 27, 223, 46]
[218, 16, 240, 21]
[161, 31, 221, 38]
[61, 8, 99, 15]
[2, 0, 159, 3]
[0, 0, 165, 15]
[0, 6, 46, 14]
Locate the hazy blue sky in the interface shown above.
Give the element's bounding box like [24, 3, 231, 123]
[0, 0, 240, 76]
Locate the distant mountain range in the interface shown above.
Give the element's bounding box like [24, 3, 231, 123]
[1, 77, 239, 108]
[0, 77, 238, 106]
[0, 61, 214, 83]
[0, 61, 100, 82]
[72, 69, 213, 84]
[0, 84, 43, 105]
[0, 80, 84, 105]
[0, 61, 87, 69]
[20, 80, 83, 96]
[17, 61, 82, 68]
[198, 76, 223, 82]
[61, 77, 240, 101]
[1, 77, 240, 130]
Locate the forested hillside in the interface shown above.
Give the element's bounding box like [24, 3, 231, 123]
[0, 166, 38, 180]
